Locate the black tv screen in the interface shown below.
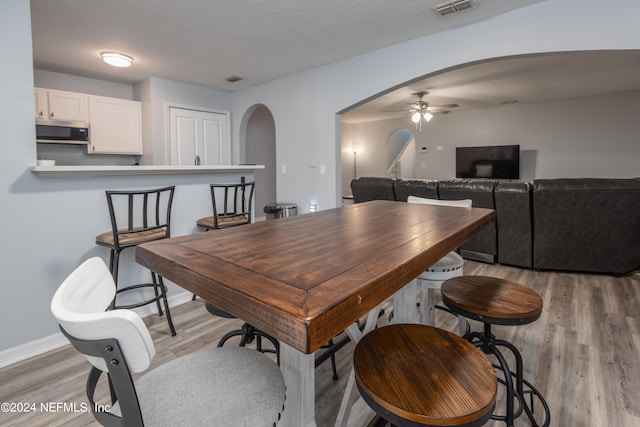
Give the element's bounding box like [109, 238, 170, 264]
[456, 145, 520, 179]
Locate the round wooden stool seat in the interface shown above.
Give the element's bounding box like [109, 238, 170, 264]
[354, 324, 496, 427]
[441, 276, 543, 326]
[441, 276, 550, 427]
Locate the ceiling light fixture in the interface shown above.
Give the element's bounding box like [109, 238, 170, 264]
[101, 52, 134, 68]
[410, 92, 435, 132]
[411, 111, 433, 124]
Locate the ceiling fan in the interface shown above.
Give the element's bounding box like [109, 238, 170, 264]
[385, 91, 459, 131]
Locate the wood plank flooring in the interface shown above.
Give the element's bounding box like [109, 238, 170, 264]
[1, 261, 639, 426]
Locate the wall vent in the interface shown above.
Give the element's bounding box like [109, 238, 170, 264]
[434, 0, 475, 16]
[225, 75, 244, 83]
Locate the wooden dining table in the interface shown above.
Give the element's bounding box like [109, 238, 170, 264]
[136, 200, 495, 427]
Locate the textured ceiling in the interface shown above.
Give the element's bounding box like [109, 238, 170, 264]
[30, 0, 542, 91]
[30, 1, 640, 123]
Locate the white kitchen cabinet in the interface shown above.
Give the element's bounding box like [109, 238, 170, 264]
[34, 88, 48, 120]
[34, 87, 88, 122]
[88, 96, 142, 155]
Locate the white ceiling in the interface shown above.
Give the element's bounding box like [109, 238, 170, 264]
[341, 50, 640, 123]
[30, 0, 542, 90]
[30, 1, 640, 124]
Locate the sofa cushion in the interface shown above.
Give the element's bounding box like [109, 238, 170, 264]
[393, 179, 439, 202]
[532, 178, 640, 274]
[438, 179, 498, 261]
[495, 181, 532, 268]
[350, 177, 396, 203]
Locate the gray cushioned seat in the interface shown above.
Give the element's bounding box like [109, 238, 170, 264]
[113, 347, 285, 426]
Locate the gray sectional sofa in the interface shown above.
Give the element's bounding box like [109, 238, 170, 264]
[350, 177, 640, 275]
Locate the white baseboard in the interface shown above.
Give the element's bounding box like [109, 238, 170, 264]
[0, 333, 68, 369]
[0, 290, 192, 369]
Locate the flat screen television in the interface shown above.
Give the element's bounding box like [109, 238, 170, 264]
[456, 144, 520, 179]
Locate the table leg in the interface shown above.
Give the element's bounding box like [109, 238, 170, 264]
[279, 342, 317, 427]
[392, 279, 418, 324]
[334, 305, 384, 427]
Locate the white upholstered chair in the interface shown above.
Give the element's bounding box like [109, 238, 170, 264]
[51, 257, 285, 427]
[408, 196, 471, 336]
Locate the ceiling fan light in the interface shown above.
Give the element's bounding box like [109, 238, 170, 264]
[411, 112, 421, 123]
[101, 52, 133, 67]
[423, 112, 434, 122]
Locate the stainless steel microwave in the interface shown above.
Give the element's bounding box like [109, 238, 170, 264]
[36, 119, 89, 144]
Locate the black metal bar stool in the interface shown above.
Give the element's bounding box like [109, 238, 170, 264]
[205, 302, 341, 378]
[441, 276, 550, 427]
[354, 324, 497, 427]
[95, 186, 176, 336]
[204, 302, 281, 364]
[192, 177, 255, 301]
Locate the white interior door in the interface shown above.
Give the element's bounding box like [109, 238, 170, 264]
[169, 106, 230, 165]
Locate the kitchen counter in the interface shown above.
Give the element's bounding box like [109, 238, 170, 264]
[30, 164, 264, 177]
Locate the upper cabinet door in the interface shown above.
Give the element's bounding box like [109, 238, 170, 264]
[34, 88, 49, 119]
[46, 90, 88, 122]
[88, 96, 142, 155]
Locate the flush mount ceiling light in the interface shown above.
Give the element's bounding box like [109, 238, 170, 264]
[101, 52, 134, 68]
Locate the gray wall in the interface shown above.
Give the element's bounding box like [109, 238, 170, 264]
[233, 0, 640, 212]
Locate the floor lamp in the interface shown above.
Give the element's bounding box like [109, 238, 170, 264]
[351, 142, 360, 179]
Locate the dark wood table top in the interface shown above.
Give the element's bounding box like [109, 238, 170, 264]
[354, 324, 496, 427]
[136, 200, 495, 353]
[441, 276, 543, 325]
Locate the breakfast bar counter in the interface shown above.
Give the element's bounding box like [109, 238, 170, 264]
[29, 164, 263, 177]
[24, 164, 264, 315]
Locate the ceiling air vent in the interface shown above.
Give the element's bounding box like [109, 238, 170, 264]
[225, 75, 244, 83]
[434, 0, 475, 16]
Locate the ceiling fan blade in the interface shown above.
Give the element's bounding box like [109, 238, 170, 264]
[428, 109, 451, 114]
[430, 103, 459, 109]
[382, 108, 411, 113]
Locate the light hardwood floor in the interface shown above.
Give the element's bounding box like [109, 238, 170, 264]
[1, 261, 639, 427]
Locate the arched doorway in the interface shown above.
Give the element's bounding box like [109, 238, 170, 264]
[387, 128, 415, 178]
[243, 105, 276, 220]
